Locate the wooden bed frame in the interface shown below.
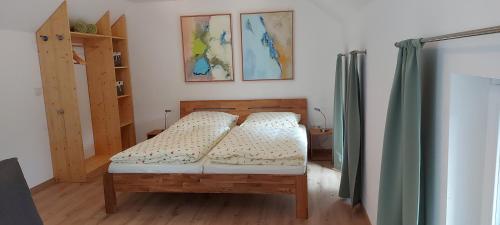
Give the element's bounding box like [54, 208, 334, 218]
[103, 99, 309, 219]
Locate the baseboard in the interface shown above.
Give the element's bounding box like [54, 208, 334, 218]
[30, 178, 56, 194]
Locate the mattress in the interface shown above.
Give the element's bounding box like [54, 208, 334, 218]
[108, 157, 206, 174]
[203, 159, 306, 175]
[108, 157, 306, 175]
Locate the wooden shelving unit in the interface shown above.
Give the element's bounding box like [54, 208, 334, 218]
[112, 15, 136, 150]
[36, 1, 136, 182]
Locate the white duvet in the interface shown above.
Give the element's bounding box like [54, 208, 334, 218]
[111, 111, 237, 164]
[207, 126, 307, 166]
[111, 126, 230, 164]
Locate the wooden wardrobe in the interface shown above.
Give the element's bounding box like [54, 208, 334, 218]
[36, 1, 136, 182]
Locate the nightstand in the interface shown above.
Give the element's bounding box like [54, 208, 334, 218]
[308, 128, 333, 163]
[147, 129, 165, 139]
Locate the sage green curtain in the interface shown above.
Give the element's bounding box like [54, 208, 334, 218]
[333, 54, 345, 170]
[377, 39, 424, 225]
[339, 52, 362, 205]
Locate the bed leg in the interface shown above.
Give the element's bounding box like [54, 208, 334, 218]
[103, 172, 117, 214]
[295, 174, 308, 219]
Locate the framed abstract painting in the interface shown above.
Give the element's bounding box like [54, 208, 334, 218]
[240, 11, 294, 81]
[181, 14, 234, 82]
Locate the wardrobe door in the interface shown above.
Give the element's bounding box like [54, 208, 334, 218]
[36, 2, 85, 182]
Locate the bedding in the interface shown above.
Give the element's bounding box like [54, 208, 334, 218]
[111, 125, 230, 164]
[207, 125, 307, 166]
[240, 112, 300, 128]
[173, 111, 238, 129]
[110, 111, 237, 164]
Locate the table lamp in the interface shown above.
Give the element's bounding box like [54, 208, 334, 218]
[164, 109, 172, 130]
[314, 107, 327, 133]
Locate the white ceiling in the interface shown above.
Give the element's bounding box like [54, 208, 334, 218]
[0, 0, 131, 32]
[127, 0, 177, 2]
[309, 0, 371, 22]
[0, 0, 370, 32]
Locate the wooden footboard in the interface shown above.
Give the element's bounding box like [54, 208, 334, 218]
[103, 172, 308, 219]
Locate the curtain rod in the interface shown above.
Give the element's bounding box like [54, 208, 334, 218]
[394, 25, 500, 47]
[339, 50, 367, 56]
[350, 50, 367, 54]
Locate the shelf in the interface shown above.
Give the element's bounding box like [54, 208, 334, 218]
[120, 120, 133, 128]
[84, 154, 110, 178]
[115, 66, 128, 69]
[117, 94, 130, 99]
[70, 32, 112, 39]
[112, 36, 127, 40]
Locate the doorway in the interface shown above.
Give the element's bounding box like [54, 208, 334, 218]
[447, 75, 500, 225]
[489, 80, 500, 224]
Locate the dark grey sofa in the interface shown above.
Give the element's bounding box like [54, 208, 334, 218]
[0, 158, 43, 225]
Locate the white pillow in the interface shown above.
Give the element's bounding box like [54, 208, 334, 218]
[241, 112, 301, 128]
[173, 111, 238, 129]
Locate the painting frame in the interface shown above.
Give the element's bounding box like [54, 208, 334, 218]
[180, 13, 235, 82]
[240, 10, 294, 81]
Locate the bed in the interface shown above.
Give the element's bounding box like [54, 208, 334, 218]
[103, 99, 309, 219]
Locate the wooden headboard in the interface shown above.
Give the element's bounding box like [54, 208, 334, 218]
[180, 99, 308, 125]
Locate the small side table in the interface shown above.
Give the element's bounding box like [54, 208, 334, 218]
[308, 128, 333, 163]
[147, 129, 165, 139]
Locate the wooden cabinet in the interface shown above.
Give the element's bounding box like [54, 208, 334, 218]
[36, 2, 136, 182]
[147, 129, 165, 139]
[308, 128, 333, 163]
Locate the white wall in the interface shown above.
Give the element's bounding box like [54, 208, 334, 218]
[126, 0, 345, 140]
[345, 0, 500, 224]
[0, 30, 53, 187]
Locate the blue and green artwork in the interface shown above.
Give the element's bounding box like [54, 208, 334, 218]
[181, 14, 234, 82]
[241, 11, 294, 80]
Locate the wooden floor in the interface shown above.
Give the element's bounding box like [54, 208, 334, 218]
[33, 162, 371, 225]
